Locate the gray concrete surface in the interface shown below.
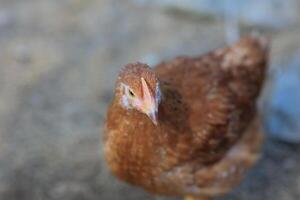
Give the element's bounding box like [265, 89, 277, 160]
[0, 0, 299, 200]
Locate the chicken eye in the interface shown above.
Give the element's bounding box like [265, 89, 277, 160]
[128, 89, 135, 97]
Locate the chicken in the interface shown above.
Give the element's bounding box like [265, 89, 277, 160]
[104, 36, 269, 200]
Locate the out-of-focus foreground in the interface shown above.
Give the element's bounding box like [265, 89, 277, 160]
[0, 0, 299, 200]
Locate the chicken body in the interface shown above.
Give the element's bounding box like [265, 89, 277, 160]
[104, 37, 268, 199]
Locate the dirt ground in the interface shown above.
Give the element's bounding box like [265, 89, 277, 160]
[0, 0, 299, 200]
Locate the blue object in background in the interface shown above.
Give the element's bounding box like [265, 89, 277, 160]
[263, 51, 300, 143]
[133, 0, 299, 29]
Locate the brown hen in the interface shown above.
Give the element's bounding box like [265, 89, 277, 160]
[104, 36, 269, 200]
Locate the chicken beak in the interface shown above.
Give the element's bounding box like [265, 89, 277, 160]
[141, 77, 159, 126]
[148, 110, 158, 125]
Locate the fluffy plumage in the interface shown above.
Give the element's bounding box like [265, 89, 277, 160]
[104, 36, 269, 199]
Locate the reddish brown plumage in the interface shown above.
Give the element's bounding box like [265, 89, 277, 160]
[104, 36, 269, 199]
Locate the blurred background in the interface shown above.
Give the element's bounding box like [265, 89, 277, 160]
[0, 0, 300, 199]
